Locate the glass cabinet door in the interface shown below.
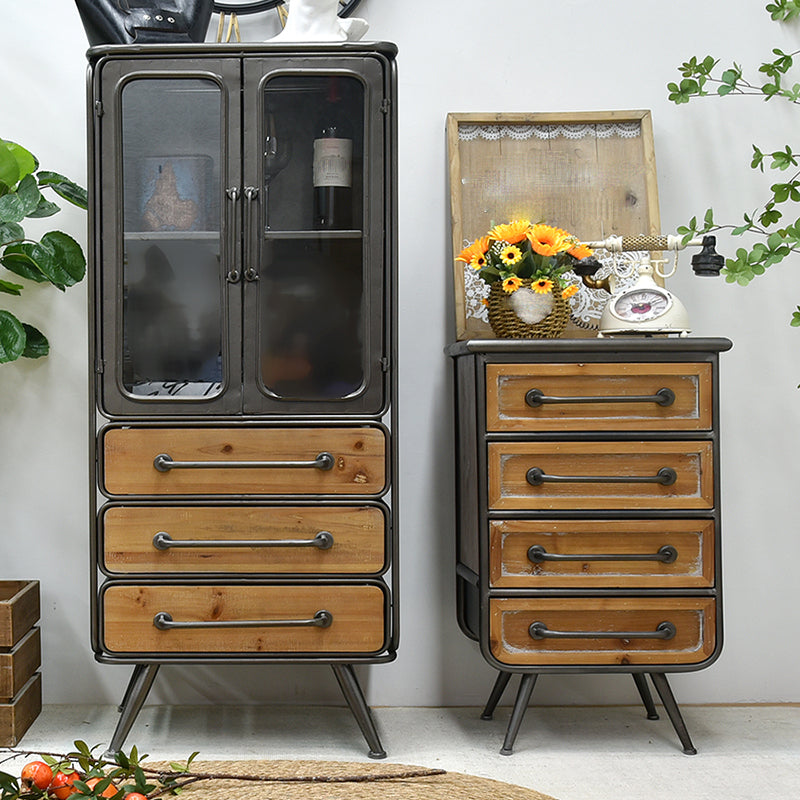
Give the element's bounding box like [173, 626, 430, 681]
[98, 60, 241, 416]
[242, 60, 387, 415]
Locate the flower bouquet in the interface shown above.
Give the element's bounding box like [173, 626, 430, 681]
[455, 219, 594, 338]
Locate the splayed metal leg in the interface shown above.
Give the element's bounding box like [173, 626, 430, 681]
[500, 673, 537, 755]
[632, 672, 659, 719]
[649, 672, 697, 754]
[331, 664, 386, 759]
[105, 664, 160, 758]
[481, 670, 513, 720]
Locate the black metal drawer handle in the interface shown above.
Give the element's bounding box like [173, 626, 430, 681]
[529, 620, 676, 641]
[153, 452, 335, 472]
[527, 544, 678, 564]
[525, 387, 675, 408]
[526, 466, 677, 486]
[152, 531, 334, 551]
[153, 609, 333, 630]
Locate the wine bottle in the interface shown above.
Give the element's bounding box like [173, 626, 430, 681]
[313, 83, 353, 230]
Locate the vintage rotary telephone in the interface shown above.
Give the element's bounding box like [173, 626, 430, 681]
[573, 234, 724, 337]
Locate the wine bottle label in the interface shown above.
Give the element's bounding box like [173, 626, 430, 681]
[313, 138, 352, 188]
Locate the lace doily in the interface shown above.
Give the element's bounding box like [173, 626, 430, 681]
[463, 251, 645, 330]
[458, 122, 641, 142]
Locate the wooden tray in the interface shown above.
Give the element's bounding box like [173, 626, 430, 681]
[0, 627, 41, 702]
[0, 672, 42, 746]
[0, 581, 40, 648]
[446, 111, 661, 340]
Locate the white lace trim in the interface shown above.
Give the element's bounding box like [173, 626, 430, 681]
[458, 122, 641, 142]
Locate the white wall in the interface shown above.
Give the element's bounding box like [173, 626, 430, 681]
[2, 1, 799, 709]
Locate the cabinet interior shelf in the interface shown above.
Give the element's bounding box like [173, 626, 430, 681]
[264, 229, 363, 240]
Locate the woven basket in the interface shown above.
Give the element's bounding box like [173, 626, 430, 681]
[487, 280, 569, 339]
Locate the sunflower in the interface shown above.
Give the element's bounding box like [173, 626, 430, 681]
[502, 275, 524, 293]
[562, 283, 580, 299]
[499, 244, 523, 266]
[455, 235, 490, 264]
[489, 219, 531, 244]
[568, 243, 594, 260]
[531, 277, 554, 294]
[528, 224, 571, 257]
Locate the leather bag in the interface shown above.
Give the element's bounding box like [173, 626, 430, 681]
[75, 0, 214, 45]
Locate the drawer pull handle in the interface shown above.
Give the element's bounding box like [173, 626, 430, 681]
[527, 544, 678, 564]
[526, 466, 677, 486]
[152, 531, 334, 551]
[525, 387, 675, 408]
[528, 620, 676, 641]
[153, 451, 335, 472]
[153, 609, 333, 630]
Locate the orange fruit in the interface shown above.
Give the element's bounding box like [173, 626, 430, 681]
[84, 776, 118, 798]
[49, 770, 80, 799]
[21, 761, 53, 791]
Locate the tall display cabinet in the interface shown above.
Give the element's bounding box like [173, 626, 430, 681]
[86, 43, 397, 758]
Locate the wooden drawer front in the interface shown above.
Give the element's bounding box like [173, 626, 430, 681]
[0, 628, 41, 702]
[102, 427, 386, 496]
[490, 597, 717, 667]
[102, 584, 386, 654]
[488, 441, 714, 511]
[486, 363, 712, 432]
[490, 519, 715, 589]
[102, 505, 386, 574]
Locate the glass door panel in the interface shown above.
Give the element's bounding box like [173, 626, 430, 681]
[119, 77, 225, 398]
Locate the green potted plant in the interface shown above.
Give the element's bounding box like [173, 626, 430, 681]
[0, 137, 86, 364]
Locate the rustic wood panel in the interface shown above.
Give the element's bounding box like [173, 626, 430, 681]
[102, 505, 385, 574]
[102, 584, 386, 654]
[489, 597, 716, 666]
[447, 111, 661, 340]
[487, 440, 714, 511]
[102, 427, 386, 496]
[0, 582, 40, 649]
[0, 628, 41, 702]
[0, 672, 41, 746]
[489, 519, 715, 589]
[486, 362, 712, 432]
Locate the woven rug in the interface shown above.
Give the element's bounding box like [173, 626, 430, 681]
[144, 760, 557, 800]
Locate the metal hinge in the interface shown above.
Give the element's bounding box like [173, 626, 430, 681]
[94, 100, 103, 117]
[380, 98, 390, 114]
[380, 357, 390, 372]
[95, 358, 105, 374]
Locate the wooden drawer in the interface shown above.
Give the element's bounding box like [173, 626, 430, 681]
[0, 672, 41, 746]
[101, 505, 386, 575]
[0, 628, 41, 702]
[0, 581, 39, 648]
[488, 440, 714, 511]
[489, 597, 717, 667]
[101, 583, 387, 655]
[486, 362, 712, 432]
[490, 519, 715, 589]
[102, 426, 387, 496]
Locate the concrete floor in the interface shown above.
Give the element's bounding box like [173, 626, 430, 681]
[4, 704, 799, 800]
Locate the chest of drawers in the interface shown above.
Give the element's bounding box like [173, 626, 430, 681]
[447, 338, 731, 754]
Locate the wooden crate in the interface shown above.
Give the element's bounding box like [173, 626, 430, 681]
[0, 672, 42, 746]
[0, 627, 41, 702]
[446, 111, 662, 340]
[0, 581, 40, 648]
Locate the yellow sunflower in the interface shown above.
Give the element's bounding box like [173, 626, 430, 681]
[489, 219, 531, 244]
[502, 275, 524, 293]
[499, 244, 523, 266]
[455, 235, 490, 264]
[562, 283, 580, 299]
[568, 243, 594, 260]
[531, 277, 554, 294]
[527, 224, 571, 257]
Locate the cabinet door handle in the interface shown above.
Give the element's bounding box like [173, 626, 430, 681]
[243, 185, 260, 281]
[525, 387, 675, 408]
[153, 609, 333, 630]
[153, 452, 335, 472]
[527, 544, 678, 564]
[225, 187, 241, 283]
[152, 530, 334, 551]
[526, 466, 677, 486]
[529, 621, 676, 641]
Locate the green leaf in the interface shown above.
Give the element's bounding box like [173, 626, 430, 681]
[1, 244, 49, 282]
[38, 171, 88, 210]
[18, 230, 86, 289]
[792, 307, 800, 327]
[0, 220, 24, 245]
[0, 278, 23, 295]
[0, 308, 26, 363]
[29, 195, 61, 218]
[0, 139, 37, 188]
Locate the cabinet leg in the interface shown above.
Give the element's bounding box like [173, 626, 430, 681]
[632, 672, 659, 720]
[481, 670, 513, 720]
[331, 664, 386, 760]
[649, 672, 697, 755]
[500, 673, 537, 756]
[104, 664, 160, 759]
